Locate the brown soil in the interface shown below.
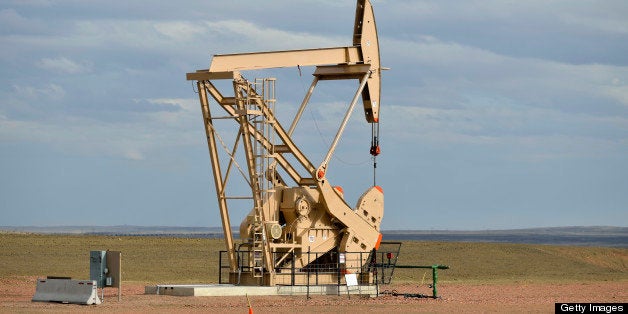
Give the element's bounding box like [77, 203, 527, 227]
[2, 276, 626, 313]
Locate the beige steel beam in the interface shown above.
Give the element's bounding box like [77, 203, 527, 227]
[186, 70, 235, 81]
[232, 73, 317, 175]
[313, 64, 371, 80]
[197, 81, 237, 272]
[288, 76, 319, 136]
[197, 80, 316, 187]
[209, 47, 361, 72]
[248, 96, 316, 175]
[317, 71, 370, 180]
[219, 101, 312, 186]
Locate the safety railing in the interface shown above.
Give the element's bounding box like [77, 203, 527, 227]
[219, 249, 386, 288]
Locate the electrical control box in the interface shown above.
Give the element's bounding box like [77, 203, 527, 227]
[89, 250, 107, 288]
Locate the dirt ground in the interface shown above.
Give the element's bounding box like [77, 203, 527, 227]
[1, 276, 626, 313]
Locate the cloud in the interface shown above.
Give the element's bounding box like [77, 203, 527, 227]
[0, 8, 29, 28]
[378, 33, 628, 154]
[12, 83, 65, 100]
[602, 84, 628, 107]
[2, 0, 52, 7]
[128, 98, 182, 114]
[379, 0, 628, 66]
[558, 5, 628, 35]
[153, 21, 208, 42]
[37, 57, 91, 74]
[122, 149, 144, 161]
[143, 98, 199, 127]
[205, 20, 345, 52]
[382, 101, 628, 163]
[383, 36, 628, 116]
[0, 108, 200, 161]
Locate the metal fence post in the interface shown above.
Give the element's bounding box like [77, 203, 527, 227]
[291, 251, 295, 286]
[337, 252, 341, 296]
[218, 251, 223, 284]
[306, 247, 311, 299]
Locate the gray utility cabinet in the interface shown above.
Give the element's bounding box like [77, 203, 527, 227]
[89, 250, 107, 288]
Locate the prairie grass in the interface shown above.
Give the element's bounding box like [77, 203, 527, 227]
[1, 233, 625, 284]
[0, 233, 219, 284]
[393, 241, 627, 283]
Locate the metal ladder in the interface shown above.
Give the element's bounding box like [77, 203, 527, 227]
[247, 78, 277, 279]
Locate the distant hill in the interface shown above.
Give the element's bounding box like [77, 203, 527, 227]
[383, 226, 628, 236]
[1, 225, 626, 247]
[382, 226, 627, 247]
[0, 225, 225, 235]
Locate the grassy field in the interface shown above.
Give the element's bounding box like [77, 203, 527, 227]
[1, 233, 626, 284]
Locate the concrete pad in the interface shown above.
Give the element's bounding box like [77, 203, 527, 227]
[145, 284, 378, 297]
[146, 284, 277, 297]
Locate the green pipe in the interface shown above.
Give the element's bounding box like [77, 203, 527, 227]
[389, 264, 449, 270]
[432, 265, 438, 298]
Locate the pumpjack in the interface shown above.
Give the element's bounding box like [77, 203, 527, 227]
[187, 0, 385, 286]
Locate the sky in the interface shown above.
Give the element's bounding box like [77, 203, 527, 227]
[1, 0, 627, 230]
